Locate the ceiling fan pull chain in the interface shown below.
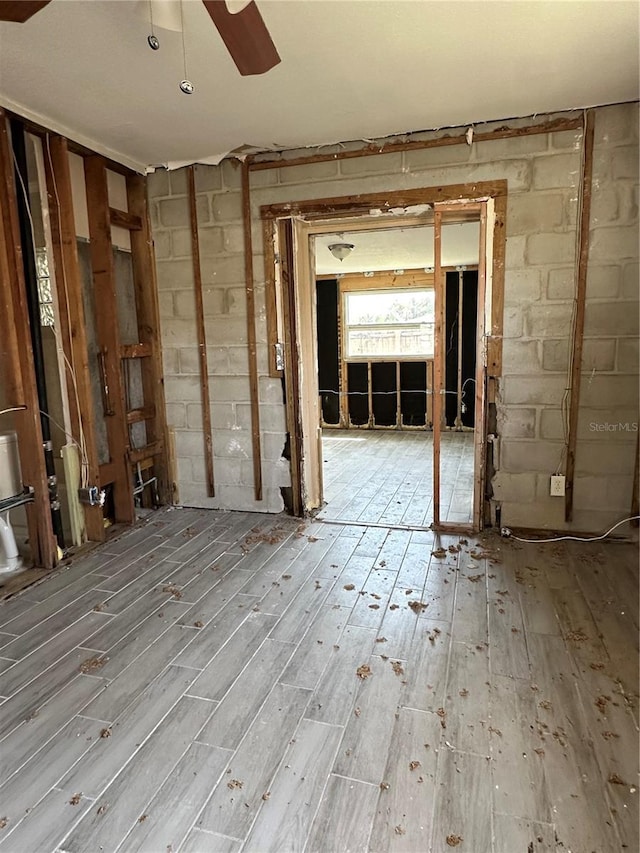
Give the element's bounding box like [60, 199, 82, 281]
[147, 0, 159, 50]
[179, 0, 194, 94]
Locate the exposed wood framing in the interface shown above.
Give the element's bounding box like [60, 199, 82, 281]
[109, 207, 142, 231]
[84, 155, 134, 523]
[120, 342, 152, 359]
[486, 192, 507, 375]
[472, 204, 488, 530]
[263, 218, 279, 377]
[186, 166, 215, 498]
[339, 270, 435, 292]
[432, 210, 443, 527]
[0, 111, 57, 568]
[241, 160, 263, 501]
[248, 116, 582, 172]
[565, 110, 595, 522]
[279, 218, 302, 516]
[43, 134, 104, 541]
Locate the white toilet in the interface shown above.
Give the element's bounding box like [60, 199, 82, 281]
[0, 431, 24, 574]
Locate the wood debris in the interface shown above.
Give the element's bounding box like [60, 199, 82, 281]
[389, 603, 399, 611]
[431, 548, 447, 559]
[602, 731, 619, 740]
[459, 688, 469, 698]
[436, 707, 447, 728]
[446, 834, 463, 847]
[408, 600, 428, 614]
[391, 660, 404, 676]
[282, 574, 292, 580]
[161, 584, 182, 599]
[354, 707, 361, 717]
[565, 629, 589, 642]
[595, 695, 610, 714]
[404, 589, 413, 595]
[608, 773, 626, 785]
[0, 818, 7, 829]
[92, 603, 105, 612]
[590, 662, 605, 670]
[379, 782, 390, 791]
[261, 792, 270, 801]
[356, 664, 372, 680]
[375, 637, 387, 643]
[308, 536, 318, 542]
[428, 627, 442, 644]
[344, 584, 356, 591]
[138, 814, 148, 823]
[538, 699, 552, 710]
[79, 656, 108, 674]
[394, 826, 406, 836]
[409, 760, 421, 771]
[466, 573, 483, 583]
[534, 748, 545, 757]
[100, 727, 111, 738]
[245, 526, 287, 546]
[368, 604, 380, 610]
[489, 726, 503, 737]
[371, 593, 382, 600]
[448, 544, 461, 553]
[314, 581, 322, 589]
[193, 621, 204, 628]
[97, 805, 107, 815]
[69, 794, 82, 806]
[227, 779, 243, 789]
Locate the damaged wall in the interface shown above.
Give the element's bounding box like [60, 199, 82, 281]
[147, 103, 639, 531]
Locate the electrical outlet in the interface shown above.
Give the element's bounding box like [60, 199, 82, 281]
[550, 475, 565, 497]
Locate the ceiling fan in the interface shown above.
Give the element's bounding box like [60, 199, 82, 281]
[0, 0, 281, 76]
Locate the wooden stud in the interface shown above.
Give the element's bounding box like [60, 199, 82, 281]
[127, 174, 172, 504]
[126, 405, 156, 425]
[128, 441, 162, 465]
[455, 270, 464, 429]
[432, 210, 443, 528]
[248, 116, 582, 173]
[486, 191, 507, 376]
[0, 111, 57, 568]
[241, 160, 263, 502]
[565, 110, 595, 523]
[109, 207, 142, 231]
[84, 155, 134, 523]
[186, 166, 215, 498]
[473, 204, 488, 531]
[43, 135, 104, 541]
[262, 217, 280, 378]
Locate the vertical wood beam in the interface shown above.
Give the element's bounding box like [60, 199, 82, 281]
[432, 210, 443, 527]
[186, 166, 215, 498]
[473, 205, 488, 532]
[127, 172, 172, 503]
[565, 110, 595, 522]
[241, 160, 263, 502]
[0, 112, 57, 568]
[43, 135, 104, 541]
[84, 155, 134, 524]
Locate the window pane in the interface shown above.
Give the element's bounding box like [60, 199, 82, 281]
[346, 290, 434, 325]
[344, 288, 434, 358]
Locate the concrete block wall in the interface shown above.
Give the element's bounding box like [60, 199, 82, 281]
[148, 104, 638, 530]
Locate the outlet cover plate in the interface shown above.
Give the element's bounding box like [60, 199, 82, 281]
[550, 475, 566, 497]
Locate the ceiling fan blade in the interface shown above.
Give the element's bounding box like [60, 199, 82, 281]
[0, 1, 51, 23]
[201, 0, 281, 76]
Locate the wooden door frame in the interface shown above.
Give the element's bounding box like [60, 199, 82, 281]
[262, 181, 507, 529]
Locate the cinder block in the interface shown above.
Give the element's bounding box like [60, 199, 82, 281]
[507, 193, 564, 235]
[617, 338, 639, 373]
[594, 103, 639, 145]
[526, 303, 572, 337]
[505, 235, 526, 269]
[199, 226, 225, 256]
[590, 187, 620, 226]
[211, 376, 251, 402]
[164, 375, 203, 403]
[497, 407, 536, 438]
[169, 229, 191, 258]
[162, 347, 180, 375]
[211, 192, 242, 222]
[340, 152, 403, 177]
[621, 262, 639, 298]
[162, 319, 203, 346]
[206, 346, 230, 373]
[527, 232, 576, 265]
[152, 230, 171, 259]
[169, 169, 188, 195]
[583, 301, 639, 337]
[176, 456, 192, 483]
[502, 440, 564, 474]
[547, 267, 574, 300]
[551, 129, 583, 150]
[156, 259, 194, 291]
[175, 429, 208, 457]
[619, 184, 639, 225]
[581, 338, 616, 372]
[259, 404, 286, 432]
[202, 255, 246, 286]
[611, 146, 640, 180]
[160, 195, 208, 227]
[158, 291, 174, 319]
[147, 168, 169, 197]
[470, 159, 531, 192]
[491, 471, 537, 503]
[213, 430, 252, 458]
[575, 439, 637, 475]
[248, 166, 280, 190]
[502, 340, 541, 373]
[262, 431, 287, 461]
[204, 316, 247, 345]
[532, 153, 580, 190]
[194, 163, 222, 192]
[279, 160, 340, 184]
[580, 375, 639, 409]
[223, 225, 244, 254]
[585, 265, 620, 298]
[211, 458, 242, 486]
[166, 403, 186, 429]
[589, 225, 639, 262]
[228, 346, 249, 374]
[259, 377, 285, 403]
[474, 134, 545, 161]
[211, 402, 236, 430]
[542, 339, 570, 372]
[404, 144, 472, 170]
[501, 376, 566, 406]
[185, 402, 203, 429]
[178, 347, 200, 375]
[502, 306, 524, 339]
[201, 288, 228, 316]
[174, 290, 197, 318]
[504, 269, 541, 304]
[539, 408, 564, 440]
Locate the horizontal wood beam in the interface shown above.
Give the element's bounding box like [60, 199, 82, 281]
[128, 441, 163, 465]
[109, 207, 142, 231]
[120, 342, 152, 359]
[126, 405, 156, 425]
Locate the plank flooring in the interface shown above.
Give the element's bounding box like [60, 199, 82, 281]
[319, 429, 475, 526]
[0, 506, 637, 852]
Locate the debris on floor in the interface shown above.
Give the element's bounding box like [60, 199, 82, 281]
[356, 664, 372, 679]
[79, 655, 108, 674]
[446, 833, 463, 846]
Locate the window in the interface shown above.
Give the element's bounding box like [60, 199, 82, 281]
[343, 288, 435, 359]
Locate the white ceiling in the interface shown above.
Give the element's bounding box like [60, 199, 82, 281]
[0, 0, 638, 172]
[314, 223, 480, 275]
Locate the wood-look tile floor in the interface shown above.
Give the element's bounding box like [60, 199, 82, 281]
[319, 429, 475, 526]
[0, 507, 637, 853]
